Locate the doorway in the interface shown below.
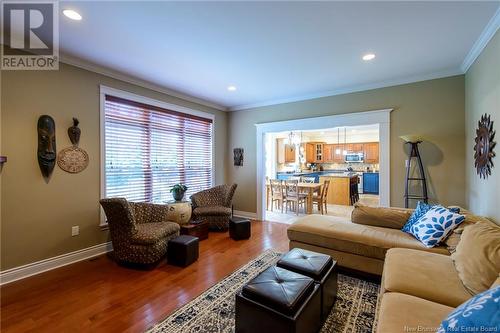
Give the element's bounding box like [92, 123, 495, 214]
[264, 125, 381, 223]
[255, 109, 392, 221]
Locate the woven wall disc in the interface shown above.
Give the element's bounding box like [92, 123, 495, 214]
[57, 146, 89, 173]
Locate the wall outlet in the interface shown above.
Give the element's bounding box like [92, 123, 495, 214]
[71, 226, 79, 236]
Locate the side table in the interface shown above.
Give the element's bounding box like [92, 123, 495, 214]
[180, 220, 209, 240]
[166, 200, 192, 225]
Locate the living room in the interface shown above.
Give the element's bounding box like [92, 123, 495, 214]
[1, 1, 499, 333]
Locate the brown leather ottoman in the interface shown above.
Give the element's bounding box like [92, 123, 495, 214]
[277, 248, 338, 320]
[167, 235, 199, 267]
[235, 266, 321, 333]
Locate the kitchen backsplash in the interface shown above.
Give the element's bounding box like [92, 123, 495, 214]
[277, 162, 379, 173]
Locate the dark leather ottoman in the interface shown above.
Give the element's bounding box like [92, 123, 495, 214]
[167, 235, 199, 267]
[277, 248, 338, 320]
[229, 217, 251, 240]
[235, 266, 321, 333]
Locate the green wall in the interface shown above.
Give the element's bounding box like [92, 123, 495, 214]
[0, 63, 227, 270]
[465, 30, 500, 224]
[227, 75, 466, 213]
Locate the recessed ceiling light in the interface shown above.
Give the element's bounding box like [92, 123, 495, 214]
[63, 9, 82, 21]
[227, 85, 237, 92]
[362, 53, 376, 61]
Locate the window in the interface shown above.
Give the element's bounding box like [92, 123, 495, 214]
[102, 92, 213, 204]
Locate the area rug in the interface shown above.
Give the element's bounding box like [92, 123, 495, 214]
[147, 249, 379, 333]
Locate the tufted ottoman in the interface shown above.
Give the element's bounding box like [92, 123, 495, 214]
[235, 266, 321, 333]
[277, 248, 338, 320]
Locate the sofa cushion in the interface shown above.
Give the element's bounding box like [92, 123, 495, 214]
[287, 215, 449, 261]
[351, 204, 412, 229]
[402, 202, 461, 233]
[438, 286, 500, 333]
[407, 206, 465, 248]
[401, 201, 432, 232]
[382, 248, 471, 307]
[376, 292, 453, 333]
[131, 222, 180, 245]
[492, 274, 500, 288]
[193, 206, 232, 217]
[451, 221, 500, 295]
[444, 214, 493, 253]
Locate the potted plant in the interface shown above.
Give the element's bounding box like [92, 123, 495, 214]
[170, 183, 188, 201]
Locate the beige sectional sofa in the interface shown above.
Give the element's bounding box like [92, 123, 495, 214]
[377, 248, 470, 332]
[287, 205, 500, 332]
[288, 214, 449, 275]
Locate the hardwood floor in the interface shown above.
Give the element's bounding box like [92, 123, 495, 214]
[0, 221, 289, 333]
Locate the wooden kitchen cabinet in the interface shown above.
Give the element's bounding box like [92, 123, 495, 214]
[352, 143, 363, 152]
[284, 144, 296, 163]
[363, 142, 379, 163]
[306, 143, 315, 163]
[305, 142, 325, 163]
[277, 138, 296, 163]
[323, 144, 334, 163]
[304, 141, 378, 164]
[332, 144, 344, 163]
[320, 175, 359, 206]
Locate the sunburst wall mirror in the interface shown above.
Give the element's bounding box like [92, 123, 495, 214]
[474, 114, 496, 179]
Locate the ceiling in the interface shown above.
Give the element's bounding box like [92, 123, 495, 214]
[58, 1, 500, 110]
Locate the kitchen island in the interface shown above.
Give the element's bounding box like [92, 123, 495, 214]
[276, 170, 348, 182]
[319, 174, 359, 206]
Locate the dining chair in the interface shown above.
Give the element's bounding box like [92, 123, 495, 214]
[288, 176, 302, 181]
[301, 176, 316, 183]
[349, 177, 359, 205]
[313, 180, 330, 214]
[283, 180, 308, 215]
[269, 179, 284, 213]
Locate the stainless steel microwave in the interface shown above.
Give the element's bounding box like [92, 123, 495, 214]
[345, 153, 364, 163]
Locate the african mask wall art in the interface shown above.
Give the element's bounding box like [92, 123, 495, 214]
[37, 115, 56, 182]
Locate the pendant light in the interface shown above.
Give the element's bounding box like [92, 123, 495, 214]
[343, 127, 348, 155]
[335, 128, 341, 154]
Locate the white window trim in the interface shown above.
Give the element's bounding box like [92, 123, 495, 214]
[99, 85, 216, 226]
[255, 108, 393, 221]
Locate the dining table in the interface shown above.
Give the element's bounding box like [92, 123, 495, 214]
[267, 182, 322, 214]
[297, 182, 322, 214]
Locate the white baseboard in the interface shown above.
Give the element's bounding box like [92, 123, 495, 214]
[233, 210, 257, 219]
[0, 242, 113, 285]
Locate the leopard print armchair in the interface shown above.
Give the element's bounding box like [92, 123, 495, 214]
[190, 184, 238, 231]
[99, 198, 180, 265]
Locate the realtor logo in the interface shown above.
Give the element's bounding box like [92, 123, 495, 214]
[1, 1, 59, 70]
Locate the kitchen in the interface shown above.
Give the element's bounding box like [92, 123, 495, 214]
[265, 125, 380, 222]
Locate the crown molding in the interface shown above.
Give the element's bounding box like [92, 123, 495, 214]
[229, 68, 463, 111]
[59, 5, 499, 113]
[59, 53, 228, 112]
[461, 6, 500, 73]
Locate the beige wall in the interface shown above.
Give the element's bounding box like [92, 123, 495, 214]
[465, 30, 500, 224]
[0, 63, 227, 270]
[227, 75, 466, 213]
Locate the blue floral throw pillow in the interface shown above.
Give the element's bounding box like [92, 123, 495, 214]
[409, 205, 465, 248]
[402, 202, 461, 234]
[437, 285, 500, 333]
[401, 201, 432, 233]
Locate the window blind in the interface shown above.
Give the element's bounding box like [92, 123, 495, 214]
[104, 95, 213, 203]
